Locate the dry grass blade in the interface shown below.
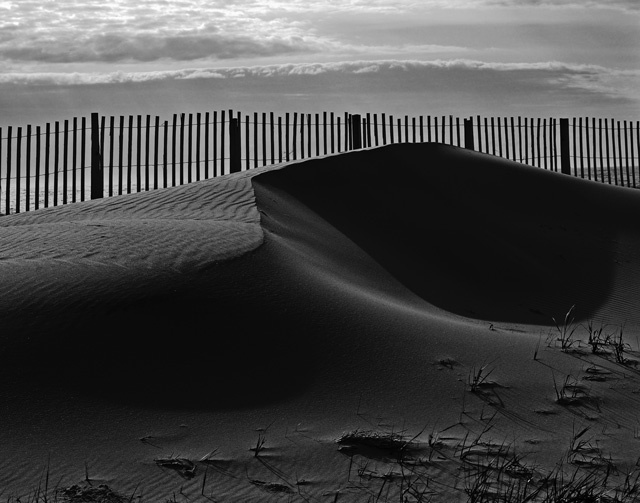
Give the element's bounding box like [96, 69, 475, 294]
[551, 304, 579, 351]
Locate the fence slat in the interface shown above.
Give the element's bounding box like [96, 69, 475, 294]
[464, 119, 474, 150]
[278, 115, 283, 162]
[108, 117, 114, 196]
[381, 113, 387, 145]
[54, 122, 59, 206]
[16, 127, 21, 213]
[0, 126, 2, 213]
[180, 113, 186, 184]
[490, 117, 495, 155]
[35, 126, 40, 210]
[323, 112, 328, 154]
[542, 119, 547, 170]
[589, 117, 595, 182]
[154, 116, 159, 189]
[578, 118, 584, 178]
[63, 120, 68, 205]
[285, 113, 290, 162]
[135, 115, 142, 192]
[536, 119, 541, 168]
[254, 112, 259, 169]
[229, 116, 241, 173]
[502, 118, 508, 160]
[619, 121, 626, 187]
[163, 120, 168, 188]
[352, 114, 362, 150]
[294, 113, 300, 159]
[330, 112, 336, 153]
[269, 112, 275, 164]
[213, 111, 218, 177]
[600, 119, 606, 183]
[346, 113, 351, 150]
[559, 118, 571, 175]
[307, 113, 312, 155]
[127, 116, 133, 193]
[529, 118, 535, 166]
[221, 110, 226, 176]
[117, 116, 124, 195]
[6, 126, 11, 214]
[636, 121, 640, 187]
[631, 121, 637, 187]
[79, 118, 86, 201]
[300, 113, 305, 158]
[316, 113, 321, 156]
[245, 115, 250, 170]
[610, 118, 617, 185]
[186, 114, 193, 183]
[412, 116, 416, 143]
[204, 112, 209, 179]
[404, 115, 409, 144]
[433, 116, 437, 143]
[25, 125, 31, 212]
[300, 113, 305, 159]
[90, 113, 103, 199]
[624, 121, 631, 187]
[146, 115, 151, 189]
[509, 117, 515, 162]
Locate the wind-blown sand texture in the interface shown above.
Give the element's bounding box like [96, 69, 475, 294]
[3, 143, 640, 501]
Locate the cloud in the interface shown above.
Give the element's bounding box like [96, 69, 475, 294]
[1, 31, 311, 64]
[2, 59, 638, 106]
[1, 58, 638, 128]
[1, 0, 636, 70]
[0, 1, 316, 64]
[482, 0, 638, 11]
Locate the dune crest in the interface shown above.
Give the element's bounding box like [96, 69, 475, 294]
[255, 143, 640, 325]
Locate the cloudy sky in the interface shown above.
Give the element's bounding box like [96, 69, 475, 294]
[0, 0, 638, 127]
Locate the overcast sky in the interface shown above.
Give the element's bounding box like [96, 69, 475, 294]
[0, 0, 638, 127]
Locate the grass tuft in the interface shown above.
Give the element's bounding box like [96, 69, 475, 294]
[551, 304, 579, 352]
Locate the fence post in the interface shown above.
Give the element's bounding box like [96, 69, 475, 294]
[351, 114, 362, 150]
[464, 118, 474, 150]
[559, 118, 571, 175]
[90, 112, 103, 199]
[230, 117, 241, 173]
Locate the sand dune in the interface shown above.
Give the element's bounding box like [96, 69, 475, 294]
[3, 143, 640, 501]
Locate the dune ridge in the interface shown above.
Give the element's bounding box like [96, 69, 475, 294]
[2, 143, 640, 501]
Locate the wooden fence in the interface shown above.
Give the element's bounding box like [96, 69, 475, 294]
[0, 111, 638, 214]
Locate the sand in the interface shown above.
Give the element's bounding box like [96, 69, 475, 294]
[2, 143, 640, 501]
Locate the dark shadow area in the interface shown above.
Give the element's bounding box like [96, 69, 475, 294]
[0, 249, 317, 411]
[2, 143, 638, 411]
[253, 143, 629, 324]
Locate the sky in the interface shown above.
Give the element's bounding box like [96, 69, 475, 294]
[0, 0, 638, 128]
